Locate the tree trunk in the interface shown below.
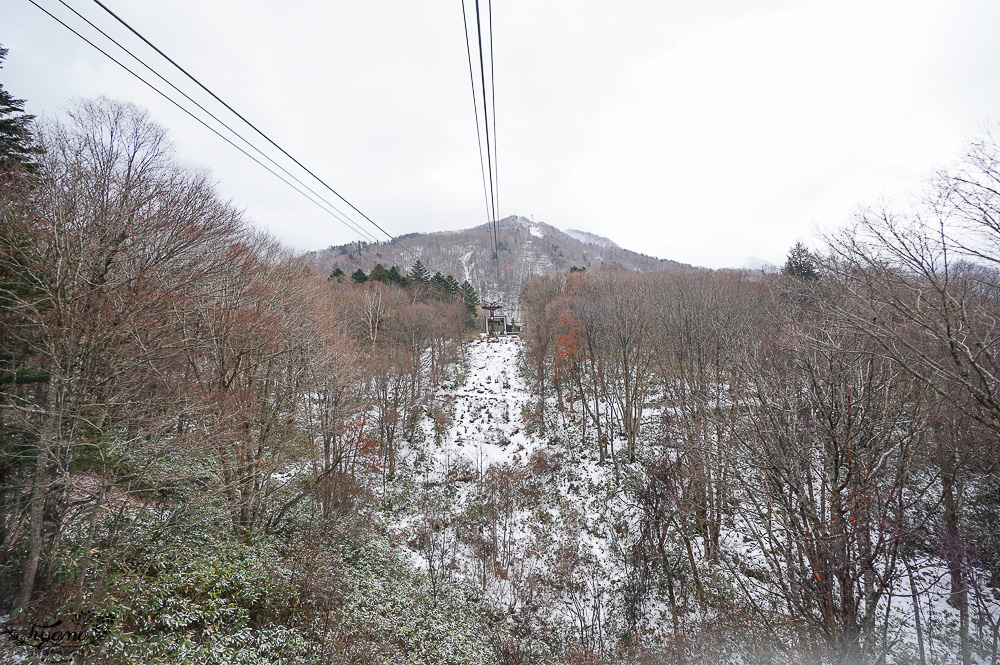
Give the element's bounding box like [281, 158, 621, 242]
[17, 384, 59, 611]
[940, 448, 971, 665]
[905, 559, 927, 665]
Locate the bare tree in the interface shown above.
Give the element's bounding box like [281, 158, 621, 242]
[0, 98, 248, 609]
[824, 129, 1000, 665]
[732, 308, 930, 664]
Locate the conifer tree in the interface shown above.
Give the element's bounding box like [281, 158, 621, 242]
[409, 260, 430, 284]
[459, 280, 479, 304]
[0, 45, 39, 174]
[431, 271, 449, 293]
[369, 263, 390, 283]
[459, 280, 480, 318]
[782, 241, 820, 280]
[387, 265, 407, 287]
[351, 268, 368, 284]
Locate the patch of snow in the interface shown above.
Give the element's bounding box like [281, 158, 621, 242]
[565, 228, 619, 248]
[459, 250, 474, 283]
[529, 225, 543, 238]
[428, 336, 535, 471]
[270, 461, 313, 483]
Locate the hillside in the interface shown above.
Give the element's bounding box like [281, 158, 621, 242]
[389, 335, 980, 664]
[8, 43, 1000, 665]
[305, 216, 693, 312]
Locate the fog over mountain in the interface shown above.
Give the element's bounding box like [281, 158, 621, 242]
[306, 216, 693, 314]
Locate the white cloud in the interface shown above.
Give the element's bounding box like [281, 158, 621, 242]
[3, 0, 999, 268]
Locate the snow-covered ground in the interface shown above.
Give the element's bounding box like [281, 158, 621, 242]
[392, 337, 608, 616]
[429, 336, 538, 470]
[388, 336, 999, 664]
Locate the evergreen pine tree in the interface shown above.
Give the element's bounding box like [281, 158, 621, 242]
[328, 267, 345, 281]
[409, 260, 430, 284]
[459, 280, 479, 305]
[445, 275, 460, 293]
[369, 263, 390, 283]
[0, 46, 42, 392]
[351, 268, 368, 284]
[459, 280, 480, 318]
[0, 45, 39, 174]
[387, 265, 407, 287]
[782, 242, 820, 281]
[430, 272, 450, 296]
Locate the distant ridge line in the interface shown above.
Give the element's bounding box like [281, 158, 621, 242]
[306, 215, 697, 308]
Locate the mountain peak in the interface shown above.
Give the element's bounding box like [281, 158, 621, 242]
[307, 216, 693, 312]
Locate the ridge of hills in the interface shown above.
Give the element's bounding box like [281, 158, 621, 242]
[305, 216, 694, 310]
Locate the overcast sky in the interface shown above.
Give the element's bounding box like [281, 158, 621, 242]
[4, 0, 1000, 268]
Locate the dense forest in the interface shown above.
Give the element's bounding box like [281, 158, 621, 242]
[2, 74, 1000, 665]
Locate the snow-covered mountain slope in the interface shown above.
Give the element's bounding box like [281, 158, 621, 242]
[564, 228, 619, 249]
[390, 337, 616, 637]
[426, 336, 538, 470]
[382, 337, 992, 663]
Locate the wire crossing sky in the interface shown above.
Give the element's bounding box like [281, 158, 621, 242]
[461, 0, 502, 286]
[17, 0, 485, 304]
[81, 0, 427, 265]
[5, 0, 1000, 269]
[36, 0, 381, 245]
